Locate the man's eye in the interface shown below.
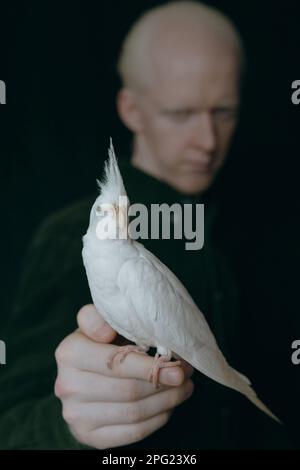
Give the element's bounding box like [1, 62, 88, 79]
[170, 110, 192, 122]
[213, 108, 238, 120]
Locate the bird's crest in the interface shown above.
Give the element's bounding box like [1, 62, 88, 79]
[97, 138, 128, 205]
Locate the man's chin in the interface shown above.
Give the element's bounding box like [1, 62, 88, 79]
[175, 174, 216, 196]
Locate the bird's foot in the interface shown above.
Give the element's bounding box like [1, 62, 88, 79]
[107, 345, 149, 369]
[148, 353, 181, 389]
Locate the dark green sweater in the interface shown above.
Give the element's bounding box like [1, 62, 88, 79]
[0, 161, 290, 449]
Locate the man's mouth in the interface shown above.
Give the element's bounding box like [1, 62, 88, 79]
[183, 159, 214, 174]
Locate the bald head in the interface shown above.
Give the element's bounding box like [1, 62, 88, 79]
[116, 1, 243, 195]
[117, 1, 244, 91]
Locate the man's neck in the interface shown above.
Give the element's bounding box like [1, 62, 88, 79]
[131, 140, 167, 187]
[130, 144, 203, 198]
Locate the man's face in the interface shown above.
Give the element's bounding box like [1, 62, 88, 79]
[133, 49, 240, 194]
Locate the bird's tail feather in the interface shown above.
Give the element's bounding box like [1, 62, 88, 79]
[187, 351, 281, 423]
[229, 368, 282, 424]
[233, 369, 251, 386]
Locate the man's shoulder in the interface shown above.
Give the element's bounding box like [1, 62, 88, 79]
[33, 194, 96, 246]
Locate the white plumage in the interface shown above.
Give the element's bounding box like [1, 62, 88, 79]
[82, 139, 280, 423]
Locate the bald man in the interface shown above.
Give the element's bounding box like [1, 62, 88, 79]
[116, 1, 242, 196]
[0, 1, 290, 450]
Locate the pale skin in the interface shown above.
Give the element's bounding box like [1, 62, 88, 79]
[55, 304, 194, 449]
[55, 2, 242, 449]
[118, 51, 240, 195]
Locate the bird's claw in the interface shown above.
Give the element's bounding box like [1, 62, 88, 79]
[148, 353, 181, 388]
[106, 344, 149, 369]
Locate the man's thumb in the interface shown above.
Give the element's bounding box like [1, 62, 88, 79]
[77, 304, 117, 343]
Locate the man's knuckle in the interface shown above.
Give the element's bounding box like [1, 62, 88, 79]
[62, 403, 80, 425]
[54, 377, 64, 398]
[76, 307, 87, 328]
[55, 375, 78, 398]
[54, 344, 65, 364]
[54, 336, 75, 364]
[124, 402, 142, 423]
[124, 380, 141, 401]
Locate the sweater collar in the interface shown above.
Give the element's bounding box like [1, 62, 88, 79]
[118, 158, 218, 237]
[119, 159, 215, 206]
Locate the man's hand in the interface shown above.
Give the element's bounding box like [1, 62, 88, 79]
[54, 304, 194, 449]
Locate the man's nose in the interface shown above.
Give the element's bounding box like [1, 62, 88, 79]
[191, 112, 217, 154]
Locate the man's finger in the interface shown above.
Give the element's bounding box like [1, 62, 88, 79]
[77, 304, 117, 343]
[57, 367, 171, 402]
[67, 380, 193, 428]
[76, 306, 193, 379]
[68, 332, 188, 386]
[85, 411, 172, 449]
[179, 359, 194, 379]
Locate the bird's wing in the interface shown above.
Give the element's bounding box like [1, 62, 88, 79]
[135, 241, 208, 312]
[117, 241, 231, 383]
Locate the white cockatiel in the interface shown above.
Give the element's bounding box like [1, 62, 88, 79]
[82, 140, 280, 423]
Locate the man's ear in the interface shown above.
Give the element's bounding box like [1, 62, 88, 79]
[116, 88, 144, 133]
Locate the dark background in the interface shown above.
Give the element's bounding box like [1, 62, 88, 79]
[1, 0, 300, 445]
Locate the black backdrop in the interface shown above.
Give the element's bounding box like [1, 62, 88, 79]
[1, 0, 300, 445]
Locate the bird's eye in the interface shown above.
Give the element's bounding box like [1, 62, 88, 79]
[95, 205, 103, 216]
